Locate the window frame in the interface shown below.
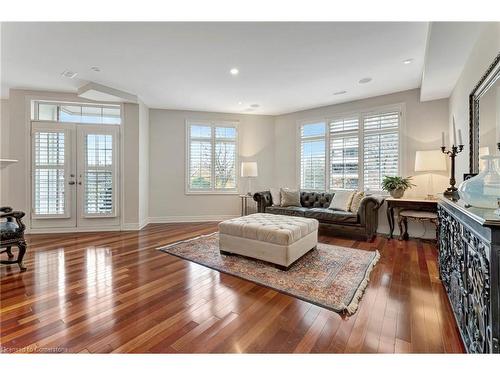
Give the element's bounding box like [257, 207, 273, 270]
[32, 100, 122, 125]
[185, 119, 239, 195]
[296, 104, 405, 194]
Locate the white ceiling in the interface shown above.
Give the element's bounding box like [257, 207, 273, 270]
[420, 22, 485, 101]
[0, 22, 449, 115]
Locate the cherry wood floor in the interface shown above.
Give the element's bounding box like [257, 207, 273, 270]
[0, 223, 464, 353]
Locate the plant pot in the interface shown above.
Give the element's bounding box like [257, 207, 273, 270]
[389, 188, 405, 199]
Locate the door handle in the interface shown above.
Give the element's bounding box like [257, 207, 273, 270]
[68, 181, 76, 185]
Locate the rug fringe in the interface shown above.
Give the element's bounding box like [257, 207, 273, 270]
[343, 250, 381, 314]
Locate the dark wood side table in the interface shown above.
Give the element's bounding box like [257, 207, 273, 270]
[386, 197, 438, 239]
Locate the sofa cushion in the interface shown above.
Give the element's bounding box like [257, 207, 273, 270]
[265, 206, 308, 217]
[280, 188, 301, 207]
[329, 190, 355, 211]
[300, 191, 333, 208]
[304, 208, 359, 224]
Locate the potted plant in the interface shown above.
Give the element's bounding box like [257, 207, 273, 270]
[382, 176, 415, 198]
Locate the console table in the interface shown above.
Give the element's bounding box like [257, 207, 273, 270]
[386, 197, 438, 239]
[437, 196, 500, 353]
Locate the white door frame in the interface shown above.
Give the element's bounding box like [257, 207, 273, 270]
[29, 121, 122, 233]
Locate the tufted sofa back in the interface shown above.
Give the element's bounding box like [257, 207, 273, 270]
[300, 191, 333, 208]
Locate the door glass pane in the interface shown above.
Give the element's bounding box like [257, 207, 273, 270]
[85, 134, 113, 214]
[34, 131, 65, 215]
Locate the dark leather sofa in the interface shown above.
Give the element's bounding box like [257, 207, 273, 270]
[253, 191, 385, 241]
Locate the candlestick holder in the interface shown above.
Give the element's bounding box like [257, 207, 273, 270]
[441, 144, 464, 199]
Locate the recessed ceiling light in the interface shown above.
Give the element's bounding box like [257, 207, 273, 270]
[230, 68, 239, 75]
[333, 90, 347, 95]
[359, 77, 372, 84]
[250, 104, 260, 108]
[61, 70, 78, 79]
[403, 59, 414, 65]
[238, 101, 243, 105]
[91, 66, 101, 72]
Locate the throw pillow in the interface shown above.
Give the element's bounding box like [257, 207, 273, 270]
[270, 188, 281, 206]
[329, 190, 355, 211]
[349, 191, 365, 213]
[280, 188, 301, 207]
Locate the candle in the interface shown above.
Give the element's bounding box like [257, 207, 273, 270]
[453, 116, 457, 146]
[441, 132, 445, 147]
[458, 129, 463, 145]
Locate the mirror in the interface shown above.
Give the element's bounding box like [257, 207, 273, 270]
[469, 53, 500, 174]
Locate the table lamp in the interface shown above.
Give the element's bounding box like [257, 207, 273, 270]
[415, 150, 447, 199]
[241, 161, 258, 196]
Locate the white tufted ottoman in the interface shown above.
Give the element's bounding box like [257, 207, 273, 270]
[218, 213, 318, 270]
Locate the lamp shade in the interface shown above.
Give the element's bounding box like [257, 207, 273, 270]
[241, 162, 258, 177]
[415, 150, 447, 172]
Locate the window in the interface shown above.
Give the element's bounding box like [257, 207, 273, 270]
[299, 108, 401, 192]
[300, 122, 326, 190]
[84, 134, 114, 214]
[32, 101, 121, 124]
[33, 131, 66, 215]
[187, 121, 238, 193]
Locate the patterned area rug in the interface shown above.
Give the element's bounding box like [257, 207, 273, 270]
[158, 233, 379, 315]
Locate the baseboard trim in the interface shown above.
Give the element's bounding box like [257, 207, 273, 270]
[27, 226, 122, 234]
[149, 215, 237, 224]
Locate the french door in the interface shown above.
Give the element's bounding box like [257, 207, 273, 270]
[30, 121, 120, 231]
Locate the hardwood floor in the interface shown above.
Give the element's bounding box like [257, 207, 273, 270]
[0, 223, 465, 353]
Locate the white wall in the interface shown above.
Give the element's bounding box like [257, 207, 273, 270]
[148, 109, 275, 221]
[139, 100, 150, 226]
[274, 88, 449, 237]
[0, 99, 10, 203]
[449, 22, 500, 182]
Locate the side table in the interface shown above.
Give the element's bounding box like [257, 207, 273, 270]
[239, 194, 252, 216]
[386, 197, 438, 239]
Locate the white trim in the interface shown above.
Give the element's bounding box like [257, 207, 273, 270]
[121, 218, 149, 231]
[27, 225, 122, 234]
[149, 215, 237, 223]
[26, 95, 124, 232]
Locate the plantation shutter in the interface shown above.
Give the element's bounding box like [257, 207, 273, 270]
[363, 111, 400, 191]
[84, 134, 114, 215]
[188, 123, 238, 192]
[33, 130, 66, 215]
[329, 117, 359, 189]
[300, 122, 326, 190]
[214, 127, 237, 189]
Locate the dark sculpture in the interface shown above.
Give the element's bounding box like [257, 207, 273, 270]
[1, 206, 27, 271]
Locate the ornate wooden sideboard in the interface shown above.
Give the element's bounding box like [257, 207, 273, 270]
[437, 197, 500, 353]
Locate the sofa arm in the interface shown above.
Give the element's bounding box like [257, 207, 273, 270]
[358, 195, 385, 226]
[253, 191, 272, 213]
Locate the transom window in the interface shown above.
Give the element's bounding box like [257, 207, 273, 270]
[186, 121, 238, 193]
[299, 108, 401, 192]
[32, 101, 121, 125]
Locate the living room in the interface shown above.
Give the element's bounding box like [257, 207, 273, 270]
[1, 0, 500, 371]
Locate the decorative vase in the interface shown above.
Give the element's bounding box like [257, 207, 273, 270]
[458, 155, 500, 209]
[390, 188, 405, 199]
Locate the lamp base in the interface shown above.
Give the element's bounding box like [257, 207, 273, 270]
[443, 188, 459, 200]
